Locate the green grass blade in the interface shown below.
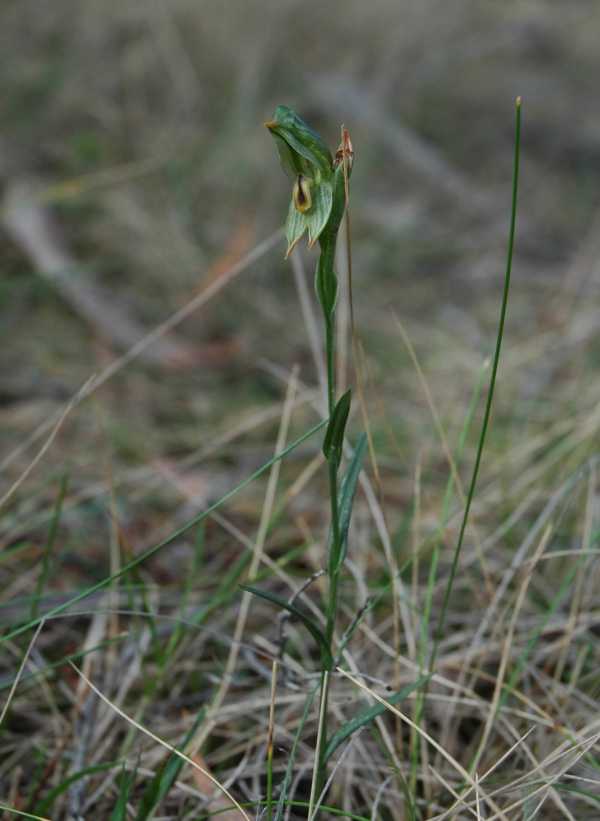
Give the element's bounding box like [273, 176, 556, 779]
[241, 584, 333, 669]
[134, 708, 206, 820]
[33, 760, 120, 816]
[500, 556, 583, 709]
[274, 682, 319, 821]
[0, 632, 131, 695]
[266, 661, 277, 821]
[30, 474, 68, 621]
[190, 799, 370, 820]
[551, 782, 600, 809]
[1, 418, 327, 647]
[0, 806, 53, 821]
[322, 675, 430, 763]
[110, 765, 138, 821]
[279, 801, 370, 820]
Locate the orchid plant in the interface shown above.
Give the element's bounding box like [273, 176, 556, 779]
[265, 105, 362, 815]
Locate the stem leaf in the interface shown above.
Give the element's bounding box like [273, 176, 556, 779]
[315, 246, 338, 322]
[33, 761, 121, 817]
[333, 433, 367, 574]
[241, 585, 333, 669]
[323, 389, 352, 466]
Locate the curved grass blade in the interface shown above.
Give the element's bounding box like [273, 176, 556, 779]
[241, 585, 332, 669]
[195, 799, 369, 820]
[322, 675, 430, 763]
[287, 800, 373, 820]
[33, 760, 120, 817]
[552, 783, 600, 809]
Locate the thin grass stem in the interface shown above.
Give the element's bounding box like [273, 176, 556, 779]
[266, 660, 278, 821]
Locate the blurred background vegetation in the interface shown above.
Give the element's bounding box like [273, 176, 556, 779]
[3, 1, 600, 817]
[3, 1, 600, 480]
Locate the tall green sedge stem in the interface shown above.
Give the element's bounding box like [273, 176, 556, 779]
[265, 107, 355, 812]
[429, 96, 522, 674]
[419, 97, 522, 812]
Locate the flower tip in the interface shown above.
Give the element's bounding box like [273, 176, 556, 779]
[285, 236, 303, 258]
[264, 119, 277, 131]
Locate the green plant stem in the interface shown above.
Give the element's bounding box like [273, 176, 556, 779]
[319, 231, 342, 651]
[311, 669, 331, 818]
[266, 756, 273, 821]
[326, 459, 342, 647]
[267, 112, 351, 814]
[325, 321, 336, 420]
[314, 229, 344, 809]
[318, 463, 341, 797]
[316, 465, 341, 803]
[319, 232, 338, 414]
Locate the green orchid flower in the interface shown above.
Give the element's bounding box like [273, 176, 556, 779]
[266, 105, 351, 256]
